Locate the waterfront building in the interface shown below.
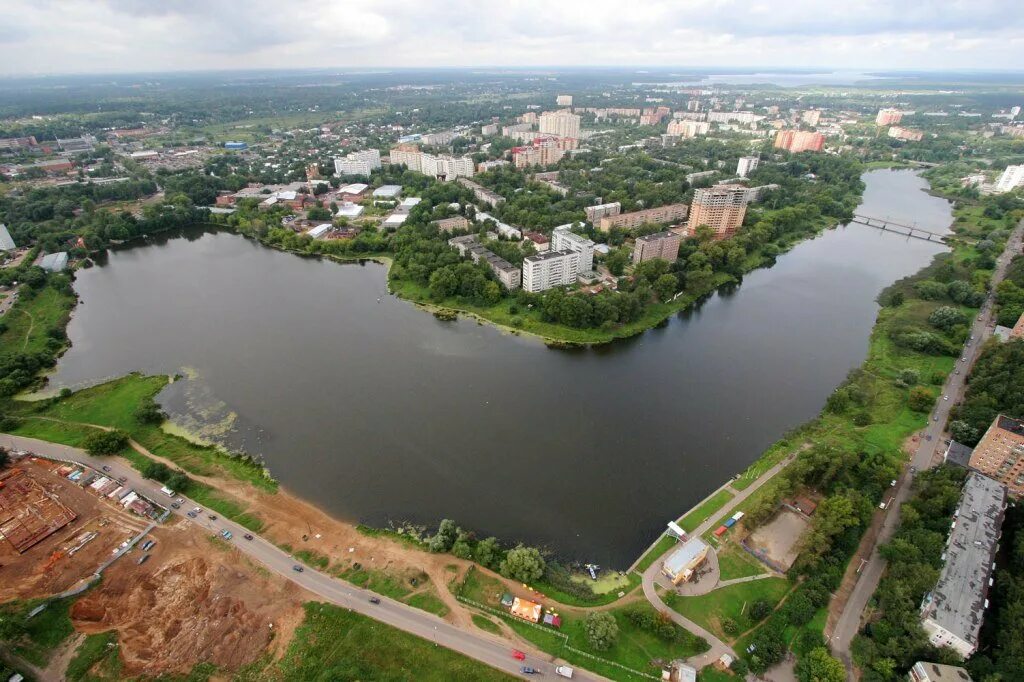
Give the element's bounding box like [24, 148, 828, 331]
[995, 164, 1024, 193]
[968, 414, 1024, 495]
[551, 225, 594, 272]
[538, 110, 581, 139]
[773, 130, 825, 153]
[598, 203, 689, 232]
[334, 149, 382, 176]
[522, 250, 581, 292]
[584, 202, 621, 223]
[919, 473, 1006, 657]
[39, 252, 69, 272]
[688, 185, 750, 239]
[736, 156, 759, 178]
[633, 231, 681, 264]
[661, 537, 709, 585]
[876, 108, 904, 126]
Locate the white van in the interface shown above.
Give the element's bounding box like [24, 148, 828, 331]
[159, 486, 175, 497]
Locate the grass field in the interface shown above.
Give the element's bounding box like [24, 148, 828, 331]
[633, 535, 679, 573]
[0, 286, 74, 358]
[404, 586, 451, 618]
[0, 597, 75, 667]
[679, 489, 735, 533]
[65, 631, 121, 681]
[663, 578, 792, 642]
[715, 542, 768, 581]
[264, 602, 516, 681]
[472, 614, 502, 635]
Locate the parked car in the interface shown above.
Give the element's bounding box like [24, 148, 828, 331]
[512, 651, 526, 661]
[944, 395, 949, 401]
[186, 511, 197, 518]
[101, 465, 111, 472]
[520, 667, 539, 675]
[243, 534, 254, 541]
[555, 665, 574, 678]
[292, 565, 304, 573]
[890, 479, 897, 487]
[369, 597, 381, 605]
[117, 476, 127, 483]
[170, 502, 180, 509]
[208, 514, 218, 521]
[174, 498, 184, 505]
[192, 507, 201, 514]
[220, 530, 232, 540]
[879, 501, 887, 510]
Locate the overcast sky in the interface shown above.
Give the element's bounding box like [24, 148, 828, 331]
[1, 0, 1022, 76]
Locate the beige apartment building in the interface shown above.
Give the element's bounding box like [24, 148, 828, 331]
[597, 203, 689, 232]
[687, 185, 749, 239]
[538, 110, 581, 139]
[968, 414, 1024, 496]
[632, 231, 681, 264]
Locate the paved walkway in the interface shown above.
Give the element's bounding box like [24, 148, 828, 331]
[641, 452, 798, 669]
[828, 218, 1024, 674]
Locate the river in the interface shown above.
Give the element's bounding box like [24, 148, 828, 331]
[48, 169, 953, 567]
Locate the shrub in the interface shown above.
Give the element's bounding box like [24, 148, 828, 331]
[83, 430, 129, 456]
[583, 612, 618, 651]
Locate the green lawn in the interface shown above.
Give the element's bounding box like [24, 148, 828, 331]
[333, 563, 417, 601]
[698, 665, 739, 682]
[679, 489, 735, 533]
[633, 534, 679, 573]
[404, 587, 451, 618]
[0, 285, 74, 358]
[0, 597, 75, 667]
[472, 614, 502, 635]
[264, 602, 515, 681]
[663, 578, 792, 642]
[716, 542, 768, 581]
[65, 631, 122, 681]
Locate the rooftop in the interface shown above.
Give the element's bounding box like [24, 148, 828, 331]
[524, 249, 575, 264]
[339, 183, 369, 195]
[663, 537, 709, 577]
[372, 184, 402, 197]
[922, 472, 1006, 648]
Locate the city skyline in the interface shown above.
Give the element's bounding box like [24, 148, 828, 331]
[1, 0, 1022, 76]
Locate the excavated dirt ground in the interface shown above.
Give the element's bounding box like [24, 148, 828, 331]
[70, 522, 308, 677]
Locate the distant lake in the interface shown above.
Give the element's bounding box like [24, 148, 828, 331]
[50, 169, 952, 566]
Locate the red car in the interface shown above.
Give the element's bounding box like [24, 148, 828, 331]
[512, 650, 526, 661]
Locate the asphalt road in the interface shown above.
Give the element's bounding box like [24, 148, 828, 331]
[0, 434, 601, 682]
[830, 220, 1024, 671]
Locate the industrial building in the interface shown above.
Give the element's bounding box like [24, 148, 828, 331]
[920, 473, 1007, 657]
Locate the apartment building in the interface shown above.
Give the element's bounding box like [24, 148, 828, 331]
[908, 662, 974, 682]
[389, 145, 423, 172]
[598, 203, 689, 232]
[968, 414, 1024, 495]
[334, 149, 382, 176]
[434, 216, 470, 233]
[556, 94, 573, 106]
[706, 111, 764, 125]
[736, 156, 760, 178]
[633, 231, 681, 264]
[876, 108, 904, 126]
[666, 120, 710, 138]
[522, 250, 581, 292]
[801, 110, 822, 126]
[476, 159, 509, 173]
[512, 139, 567, 168]
[481, 123, 499, 136]
[458, 178, 505, 207]
[551, 225, 595, 272]
[773, 130, 825, 153]
[995, 165, 1024, 193]
[538, 110, 581, 139]
[920, 473, 1006, 657]
[503, 122, 534, 136]
[688, 185, 749, 239]
[888, 126, 925, 142]
[406, 151, 474, 180]
[447, 235, 521, 290]
[584, 202, 621, 223]
[421, 130, 457, 146]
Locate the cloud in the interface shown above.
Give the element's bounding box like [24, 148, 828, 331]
[0, 0, 1021, 74]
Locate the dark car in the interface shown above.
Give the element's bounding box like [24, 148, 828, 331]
[117, 476, 127, 483]
[101, 465, 111, 472]
[292, 565, 304, 573]
[208, 514, 218, 521]
[186, 511, 197, 518]
[520, 667, 539, 675]
[243, 534, 253, 541]
[170, 502, 180, 509]
[369, 597, 381, 604]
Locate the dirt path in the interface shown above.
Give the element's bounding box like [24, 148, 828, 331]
[42, 631, 84, 681]
[18, 307, 34, 351]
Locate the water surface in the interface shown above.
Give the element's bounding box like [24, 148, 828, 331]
[51, 170, 951, 566]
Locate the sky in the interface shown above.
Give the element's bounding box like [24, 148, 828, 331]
[1, 0, 1022, 76]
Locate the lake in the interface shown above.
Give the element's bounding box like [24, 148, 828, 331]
[50, 169, 953, 566]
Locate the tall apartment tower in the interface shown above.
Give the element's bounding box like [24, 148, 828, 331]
[522, 251, 580, 292]
[968, 414, 1024, 496]
[538, 110, 581, 139]
[632, 231, 681, 264]
[773, 130, 825, 153]
[688, 185, 750, 239]
[556, 94, 573, 106]
[736, 156, 759, 178]
[876, 108, 903, 126]
[550, 225, 595, 272]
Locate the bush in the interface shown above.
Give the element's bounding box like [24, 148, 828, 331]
[749, 599, 773, 621]
[908, 387, 934, 412]
[82, 430, 129, 456]
[583, 612, 618, 651]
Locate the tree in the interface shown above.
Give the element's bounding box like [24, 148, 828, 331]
[165, 471, 190, 492]
[908, 386, 935, 413]
[429, 518, 458, 553]
[474, 537, 501, 569]
[83, 430, 129, 456]
[750, 599, 773, 621]
[583, 611, 619, 651]
[653, 273, 678, 302]
[605, 249, 628, 276]
[134, 401, 165, 425]
[499, 545, 546, 583]
[795, 647, 845, 682]
[0, 448, 9, 469]
[928, 305, 967, 331]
